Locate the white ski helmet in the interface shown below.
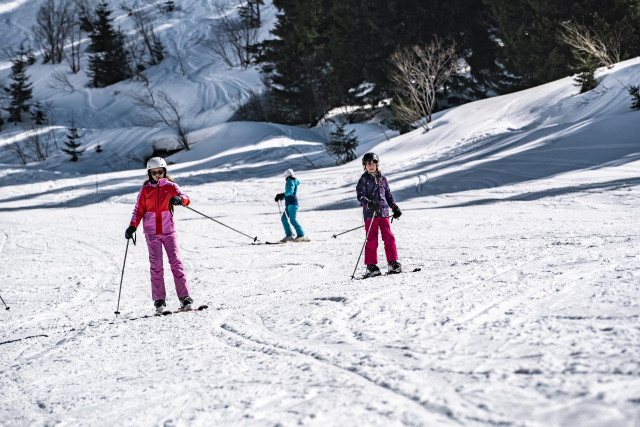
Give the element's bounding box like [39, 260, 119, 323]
[284, 169, 294, 178]
[147, 157, 167, 170]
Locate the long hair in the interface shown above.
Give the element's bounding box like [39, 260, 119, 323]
[143, 168, 175, 184]
[363, 163, 382, 174]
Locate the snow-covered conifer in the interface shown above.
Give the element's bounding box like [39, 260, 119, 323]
[4, 44, 34, 124]
[62, 117, 86, 161]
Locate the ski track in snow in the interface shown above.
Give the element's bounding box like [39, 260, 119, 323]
[3, 184, 639, 425]
[0, 1, 639, 422]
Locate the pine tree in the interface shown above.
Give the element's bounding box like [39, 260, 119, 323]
[485, 0, 640, 86]
[30, 101, 48, 125]
[256, 0, 333, 125]
[62, 117, 86, 161]
[255, 0, 500, 123]
[629, 85, 640, 110]
[163, 1, 175, 13]
[4, 44, 34, 124]
[88, 1, 130, 87]
[326, 123, 358, 165]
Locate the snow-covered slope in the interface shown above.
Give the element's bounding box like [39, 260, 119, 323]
[0, 0, 284, 170]
[1, 1, 640, 424]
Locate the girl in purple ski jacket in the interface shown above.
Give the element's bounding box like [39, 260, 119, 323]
[124, 157, 195, 313]
[356, 152, 402, 277]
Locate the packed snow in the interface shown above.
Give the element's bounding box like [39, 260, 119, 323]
[1, 0, 640, 424]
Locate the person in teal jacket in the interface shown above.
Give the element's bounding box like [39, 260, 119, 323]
[275, 169, 308, 242]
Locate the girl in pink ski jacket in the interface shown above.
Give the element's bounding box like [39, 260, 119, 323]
[125, 157, 194, 313]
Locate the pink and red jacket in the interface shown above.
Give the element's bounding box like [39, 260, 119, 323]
[130, 178, 190, 235]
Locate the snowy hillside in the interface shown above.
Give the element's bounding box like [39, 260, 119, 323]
[2, 0, 640, 424]
[0, 0, 292, 171]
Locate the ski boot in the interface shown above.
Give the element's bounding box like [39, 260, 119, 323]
[388, 260, 402, 274]
[280, 235, 295, 243]
[179, 295, 194, 310]
[154, 299, 167, 314]
[364, 264, 382, 278]
[294, 235, 309, 242]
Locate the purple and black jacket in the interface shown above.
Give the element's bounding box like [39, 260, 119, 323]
[356, 171, 397, 220]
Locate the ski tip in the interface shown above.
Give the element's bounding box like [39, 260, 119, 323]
[413, 268, 422, 272]
[197, 305, 208, 310]
[114, 311, 120, 315]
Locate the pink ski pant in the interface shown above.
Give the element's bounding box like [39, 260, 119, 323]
[145, 233, 189, 301]
[364, 217, 398, 265]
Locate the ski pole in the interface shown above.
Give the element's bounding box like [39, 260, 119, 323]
[278, 200, 292, 223]
[0, 294, 9, 311]
[184, 206, 258, 242]
[350, 210, 377, 280]
[333, 224, 364, 238]
[115, 233, 135, 316]
[333, 215, 394, 239]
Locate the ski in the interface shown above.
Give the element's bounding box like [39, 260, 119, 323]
[353, 267, 421, 280]
[155, 310, 173, 316]
[173, 304, 209, 313]
[253, 239, 311, 245]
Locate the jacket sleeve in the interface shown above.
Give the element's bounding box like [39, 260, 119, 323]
[130, 188, 146, 227]
[356, 175, 369, 206]
[284, 179, 296, 196]
[384, 178, 397, 208]
[174, 183, 190, 207]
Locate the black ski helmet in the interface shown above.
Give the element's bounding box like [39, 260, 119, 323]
[362, 152, 379, 165]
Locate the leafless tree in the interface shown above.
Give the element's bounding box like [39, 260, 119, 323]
[32, 0, 75, 64]
[172, 40, 187, 76]
[141, 0, 176, 15]
[65, 12, 82, 73]
[131, 9, 164, 66]
[7, 142, 30, 164]
[389, 38, 457, 131]
[126, 37, 149, 79]
[560, 21, 621, 70]
[131, 77, 190, 151]
[201, 0, 260, 69]
[23, 124, 58, 161]
[48, 70, 76, 93]
[73, 0, 97, 32]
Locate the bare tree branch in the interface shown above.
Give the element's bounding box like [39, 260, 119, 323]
[560, 21, 621, 69]
[64, 12, 82, 73]
[32, 0, 75, 64]
[199, 0, 259, 69]
[131, 77, 190, 151]
[389, 38, 457, 131]
[131, 9, 164, 66]
[48, 70, 76, 93]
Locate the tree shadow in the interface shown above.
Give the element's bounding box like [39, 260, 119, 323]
[316, 110, 640, 210]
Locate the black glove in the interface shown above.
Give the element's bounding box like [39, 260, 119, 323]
[392, 205, 402, 219]
[169, 196, 183, 206]
[368, 200, 381, 211]
[125, 225, 137, 239]
[275, 193, 285, 202]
